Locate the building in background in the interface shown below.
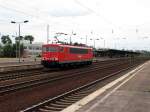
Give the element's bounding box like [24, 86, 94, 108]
[22, 40, 43, 57]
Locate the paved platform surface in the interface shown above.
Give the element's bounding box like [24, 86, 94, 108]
[64, 61, 150, 112]
[0, 58, 41, 66]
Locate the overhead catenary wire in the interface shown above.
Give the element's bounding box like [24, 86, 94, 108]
[74, 0, 119, 28]
[0, 4, 36, 18]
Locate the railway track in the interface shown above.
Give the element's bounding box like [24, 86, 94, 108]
[0, 58, 128, 81]
[0, 67, 58, 81]
[0, 63, 41, 73]
[21, 59, 147, 112]
[0, 59, 131, 81]
[0, 58, 148, 112]
[0, 59, 129, 95]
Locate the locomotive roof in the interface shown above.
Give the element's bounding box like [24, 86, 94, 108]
[43, 44, 92, 49]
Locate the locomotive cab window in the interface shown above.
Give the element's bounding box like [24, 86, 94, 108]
[42, 47, 46, 52]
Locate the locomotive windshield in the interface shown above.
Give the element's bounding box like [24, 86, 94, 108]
[42, 46, 58, 52]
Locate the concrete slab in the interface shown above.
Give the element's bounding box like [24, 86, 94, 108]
[62, 61, 150, 112]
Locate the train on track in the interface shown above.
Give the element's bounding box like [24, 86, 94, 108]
[41, 44, 93, 67]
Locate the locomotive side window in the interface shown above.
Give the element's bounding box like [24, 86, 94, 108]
[48, 47, 58, 52]
[70, 48, 88, 54]
[42, 46, 58, 52]
[59, 47, 64, 52]
[46, 47, 49, 51]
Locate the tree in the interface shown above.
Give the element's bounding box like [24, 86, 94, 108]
[15, 36, 24, 41]
[0, 44, 3, 57]
[24, 35, 34, 44]
[1, 35, 12, 44]
[2, 44, 13, 57]
[0, 35, 25, 57]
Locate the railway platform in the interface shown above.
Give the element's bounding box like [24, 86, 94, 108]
[0, 57, 119, 66]
[0, 58, 41, 66]
[62, 60, 150, 112]
[0, 57, 112, 67]
[0, 58, 42, 73]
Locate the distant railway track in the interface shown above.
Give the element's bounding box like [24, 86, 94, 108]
[0, 67, 56, 81]
[21, 59, 147, 112]
[0, 63, 89, 81]
[0, 59, 123, 81]
[0, 59, 128, 95]
[0, 63, 42, 75]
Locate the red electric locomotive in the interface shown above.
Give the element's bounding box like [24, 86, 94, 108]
[41, 44, 93, 67]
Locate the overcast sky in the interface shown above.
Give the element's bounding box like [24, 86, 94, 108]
[0, 0, 150, 50]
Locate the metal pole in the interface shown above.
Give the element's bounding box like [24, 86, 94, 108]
[18, 24, 21, 63]
[16, 40, 17, 58]
[94, 38, 95, 49]
[47, 24, 49, 44]
[70, 31, 72, 45]
[104, 40, 105, 48]
[85, 35, 87, 45]
[14, 32, 17, 59]
[70, 36, 71, 44]
[15, 32, 17, 58]
[11, 20, 28, 61]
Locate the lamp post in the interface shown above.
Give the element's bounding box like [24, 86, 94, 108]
[90, 38, 99, 49]
[122, 37, 126, 50]
[80, 35, 88, 45]
[70, 31, 76, 45]
[100, 37, 105, 48]
[12, 35, 18, 58]
[11, 20, 29, 63]
[85, 35, 87, 45]
[90, 31, 100, 48]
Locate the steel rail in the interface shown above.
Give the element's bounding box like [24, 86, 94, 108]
[0, 59, 122, 81]
[0, 60, 130, 95]
[21, 61, 144, 112]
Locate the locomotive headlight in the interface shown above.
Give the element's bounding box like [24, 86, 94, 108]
[55, 58, 58, 60]
[42, 57, 46, 60]
[48, 57, 58, 61]
[49, 58, 53, 60]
